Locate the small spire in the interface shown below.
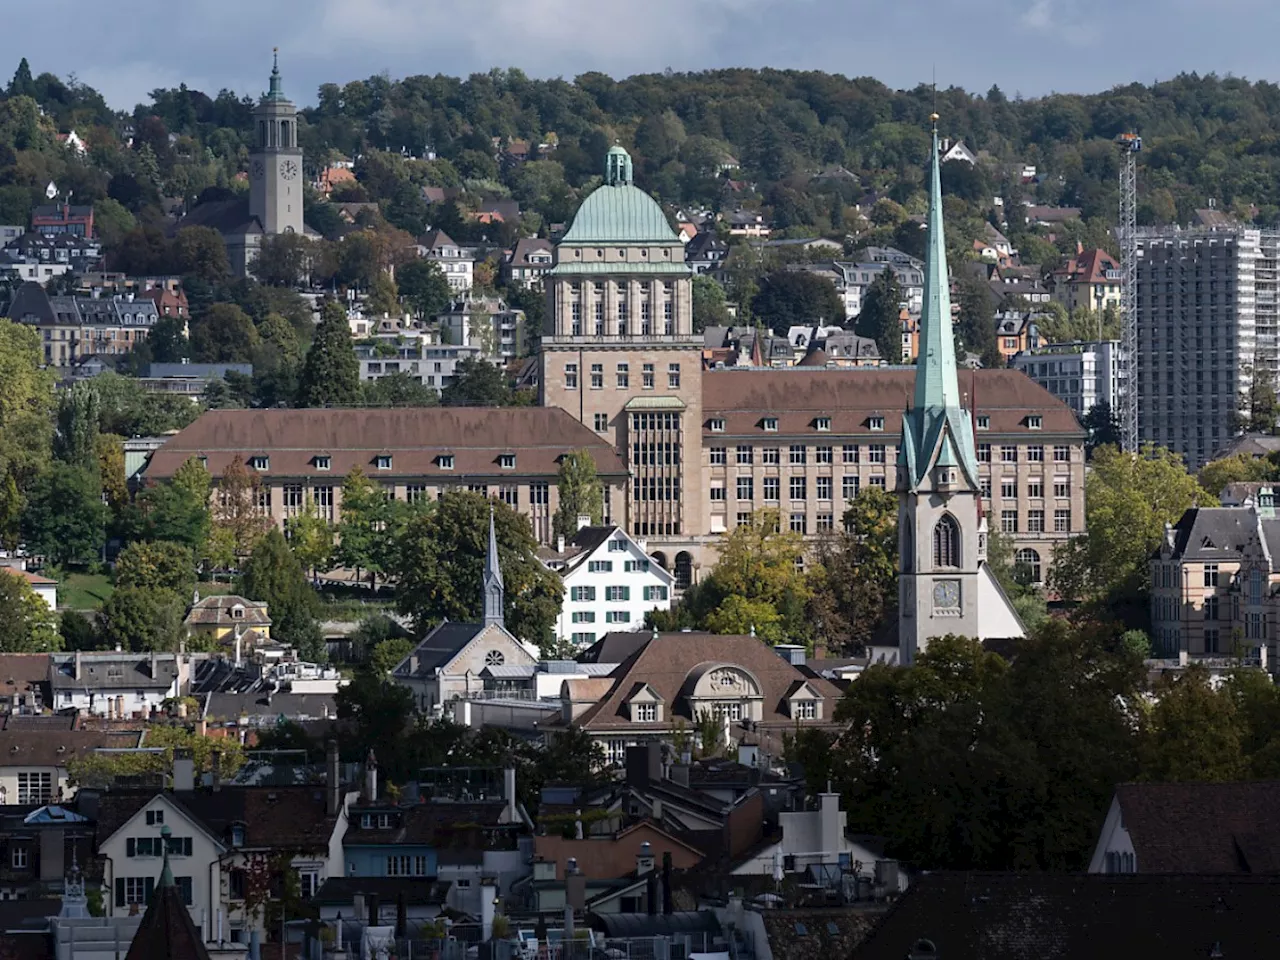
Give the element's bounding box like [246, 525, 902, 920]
[482, 506, 504, 628]
[158, 825, 174, 889]
[266, 48, 286, 101]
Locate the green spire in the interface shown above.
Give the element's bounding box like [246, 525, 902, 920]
[914, 119, 961, 412]
[266, 48, 286, 102]
[158, 825, 174, 888]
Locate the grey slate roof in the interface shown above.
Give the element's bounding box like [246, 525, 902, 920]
[49, 653, 178, 691]
[172, 197, 261, 238]
[204, 691, 337, 722]
[1163, 507, 1257, 561]
[392, 621, 486, 678]
[147, 363, 254, 379]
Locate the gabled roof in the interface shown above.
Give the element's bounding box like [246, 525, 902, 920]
[0, 727, 143, 767]
[183, 595, 271, 626]
[124, 843, 210, 960]
[1159, 507, 1256, 561]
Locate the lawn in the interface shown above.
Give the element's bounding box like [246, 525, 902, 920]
[58, 573, 114, 611]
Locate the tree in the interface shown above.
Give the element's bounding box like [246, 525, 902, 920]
[147, 315, 190, 363]
[1242, 371, 1280, 434]
[441, 356, 512, 407]
[115, 541, 197, 598]
[1198, 453, 1274, 499]
[0, 318, 55, 500]
[22, 464, 107, 566]
[97, 587, 186, 653]
[855, 269, 904, 362]
[172, 226, 231, 283]
[750, 270, 845, 335]
[393, 492, 563, 647]
[297, 301, 360, 407]
[285, 495, 334, 579]
[396, 259, 452, 319]
[692, 275, 731, 332]
[54, 380, 101, 471]
[1141, 666, 1245, 783]
[133, 457, 212, 557]
[239, 529, 324, 661]
[8, 58, 34, 98]
[335, 467, 396, 589]
[190, 303, 259, 363]
[1050, 444, 1211, 612]
[552, 449, 603, 540]
[96, 434, 129, 514]
[365, 272, 400, 318]
[210, 456, 272, 565]
[1082, 401, 1121, 456]
[0, 570, 61, 652]
[371, 636, 415, 675]
[59, 610, 97, 651]
[809, 487, 899, 653]
[362, 372, 439, 407]
[955, 274, 1001, 367]
[253, 233, 314, 287]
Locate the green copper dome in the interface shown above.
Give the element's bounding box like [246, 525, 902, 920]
[561, 146, 679, 245]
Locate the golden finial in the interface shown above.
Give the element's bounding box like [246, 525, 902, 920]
[929, 112, 939, 124]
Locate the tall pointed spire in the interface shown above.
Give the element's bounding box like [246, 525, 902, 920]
[266, 47, 286, 101]
[483, 506, 505, 628]
[914, 116, 962, 413]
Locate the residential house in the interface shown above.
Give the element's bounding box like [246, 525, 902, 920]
[418, 228, 474, 292]
[974, 223, 1013, 264]
[1050, 248, 1123, 314]
[140, 284, 189, 321]
[0, 653, 50, 715]
[0, 232, 102, 283]
[140, 408, 630, 546]
[994, 313, 1038, 362]
[437, 295, 527, 362]
[1023, 204, 1082, 227]
[0, 718, 143, 804]
[6, 282, 158, 367]
[760, 238, 843, 255]
[48, 652, 190, 718]
[117, 832, 211, 960]
[32, 203, 94, 238]
[685, 231, 730, 282]
[56, 131, 87, 156]
[940, 139, 977, 165]
[1, 566, 58, 608]
[503, 238, 554, 289]
[1211, 434, 1280, 463]
[829, 258, 925, 319]
[140, 363, 254, 401]
[0, 804, 94, 900]
[533, 820, 706, 885]
[314, 165, 356, 196]
[724, 211, 770, 239]
[1089, 780, 1280, 874]
[555, 632, 843, 765]
[477, 198, 520, 223]
[541, 525, 674, 647]
[183, 596, 271, 648]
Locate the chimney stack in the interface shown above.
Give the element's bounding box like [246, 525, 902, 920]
[74, 652, 82, 681]
[326, 740, 341, 816]
[172, 749, 195, 792]
[365, 749, 378, 803]
[503, 767, 517, 823]
[576, 515, 591, 532]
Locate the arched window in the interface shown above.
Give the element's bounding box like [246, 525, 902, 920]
[933, 515, 960, 569]
[1015, 548, 1042, 585]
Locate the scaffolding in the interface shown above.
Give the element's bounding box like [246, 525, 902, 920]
[1116, 132, 1142, 452]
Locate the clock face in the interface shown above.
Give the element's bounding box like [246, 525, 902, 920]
[281, 159, 299, 181]
[251, 160, 265, 180]
[933, 580, 961, 610]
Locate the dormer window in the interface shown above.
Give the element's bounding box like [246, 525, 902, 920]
[815, 417, 831, 432]
[709, 418, 726, 433]
[315, 456, 331, 471]
[250, 456, 269, 471]
[762, 418, 779, 432]
[231, 824, 245, 847]
[231, 606, 245, 620]
[868, 416, 885, 432]
[1027, 415, 1043, 430]
[499, 453, 516, 469]
[976, 416, 990, 431]
[376, 455, 393, 470]
[438, 455, 455, 470]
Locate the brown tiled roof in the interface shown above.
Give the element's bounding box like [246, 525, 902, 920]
[1052, 247, 1119, 284]
[1115, 781, 1280, 873]
[141, 408, 629, 481]
[701, 369, 1083, 438]
[0, 654, 51, 691]
[0, 728, 143, 768]
[571, 633, 842, 731]
[183, 595, 271, 626]
[1, 567, 56, 585]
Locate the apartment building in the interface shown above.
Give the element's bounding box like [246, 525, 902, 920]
[1135, 227, 1278, 469]
[503, 238, 554, 289]
[1013, 339, 1126, 418]
[355, 339, 482, 393]
[6, 281, 159, 367]
[141, 408, 630, 546]
[437, 296, 528, 362]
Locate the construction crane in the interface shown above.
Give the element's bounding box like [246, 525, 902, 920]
[1116, 132, 1142, 453]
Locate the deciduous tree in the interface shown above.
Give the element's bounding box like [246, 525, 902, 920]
[0, 570, 61, 652]
[22, 464, 107, 566]
[114, 541, 197, 598]
[440, 356, 512, 407]
[552, 449, 603, 540]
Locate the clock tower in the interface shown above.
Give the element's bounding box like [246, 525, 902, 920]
[249, 50, 304, 238]
[897, 117, 1022, 663]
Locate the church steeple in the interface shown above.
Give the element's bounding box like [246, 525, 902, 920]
[483, 508, 505, 628]
[266, 47, 287, 102]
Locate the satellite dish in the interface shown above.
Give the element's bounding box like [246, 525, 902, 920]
[45, 181, 57, 200]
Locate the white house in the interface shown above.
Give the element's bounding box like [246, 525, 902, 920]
[0, 565, 57, 608]
[437, 296, 527, 363]
[543, 526, 674, 647]
[419, 228, 474, 292]
[48, 652, 188, 718]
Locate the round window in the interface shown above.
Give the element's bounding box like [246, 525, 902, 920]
[485, 650, 505, 667]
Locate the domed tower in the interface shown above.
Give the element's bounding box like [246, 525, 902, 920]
[539, 145, 702, 549]
[249, 49, 304, 239]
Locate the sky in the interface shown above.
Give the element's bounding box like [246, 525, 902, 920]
[7, 0, 1277, 111]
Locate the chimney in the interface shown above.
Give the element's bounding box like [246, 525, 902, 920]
[626, 742, 662, 788]
[150, 651, 158, 680]
[326, 740, 341, 816]
[74, 652, 81, 681]
[646, 871, 658, 915]
[576, 514, 591, 532]
[637, 841, 655, 875]
[367, 894, 379, 927]
[365, 749, 378, 803]
[480, 880, 497, 940]
[556, 535, 566, 554]
[211, 750, 222, 792]
[819, 786, 842, 863]
[503, 767, 518, 822]
[409, 654, 419, 675]
[565, 859, 586, 913]
[172, 749, 195, 792]
[670, 763, 689, 788]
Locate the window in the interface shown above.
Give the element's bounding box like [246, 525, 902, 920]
[17, 772, 51, 805]
[1204, 596, 1219, 621]
[250, 456, 269, 471]
[644, 586, 669, 601]
[736, 445, 753, 464]
[1001, 510, 1019, 533]
[794, 700, 816, 720]
[634, 702, 657, 722]
[1015, 548, 1042, 583]
[1250, 568, 1264, 605]
[624, 559, 650, 572]
[642, 363, 654, 389]
[790, 476, 807, 501]
[868, 444, 886, 464]
[617, 363, 630, 388]
[588, 560, 613, 572]
[933, 515, 960, 568]
[375, 455, 392, 470]
[1028, 510, 1045, 533]
[842, 444, 859, 464]
[816, 513, 834, 531]
[11, 845, 27, 869]
[605, 586, 631, 602]
[606, 611, 631, 624]
[817, 476, 832, 500]
[815, 417, 831, 432]
[565, 362, 578, 389]
[710, 485, 726, 501]
[120, 877, 150, 906]
[570, 586, 596, 602]
[387, 855, 413, 877]
[593, 413, 608, 432]
[815, 445, 833, 464]
[790, 513, 807, 533]
[976, 416, 990, 430]
[485, 650, 505, 667]
[790, 445, 807, 465]
[842, 476, 859, 501]
[762, 447, 781, 465]
[532, 482, 549, 505]
[572, 631, 598, 645]
[1027, 445, 1044, 462]
[869, 416, 885, 431]
[762, 417, 780, 432]
[978, 443, 992, 463]
[1053, 445, 1071, 462]
[314, 455, 331, 471]
[572, 611, 596, 623]
[437, 455, 454, 470]
[1028, 480, 1044, 499]
[1205, 628, 1221, 654]
[608, 539, 627, 552]
[145, 810, 164, 826]
[590, 364, 603, 388]
[1053, 478, 1070, 498]
[1204, 564, 1219, 587]
[668, 363, 681, 388]
[736, 477, 754, 501]
[1001, 480, 1017, 499]
[1027, 415, 1043, 429]
[710, 418, 726, 433]
[710, 447, 727, 465]
[231, 825, 245, 847]
[763, 477, 780, 501]
[1001, 446, 1018, 463]
[1054, 509, 1071, 532]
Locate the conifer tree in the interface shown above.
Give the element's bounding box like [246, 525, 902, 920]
[296, 300, 359, 407]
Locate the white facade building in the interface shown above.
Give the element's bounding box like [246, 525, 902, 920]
[829, 260, 925, 320]
[437, 297, 527, 362]
[356, 339, 482, 394]
[419, 229, 474, 292]
[48, 652, 187, 718]
[1012, 340, 1126, 419]
[543, 526, 675, 647]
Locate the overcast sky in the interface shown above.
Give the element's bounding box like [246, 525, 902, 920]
[8, 0, 1276, 111]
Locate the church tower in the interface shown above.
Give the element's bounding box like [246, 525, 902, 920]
[897, 118, 992, 663]
[249, 50, 304, 237]
[483, 508, 505, 628]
